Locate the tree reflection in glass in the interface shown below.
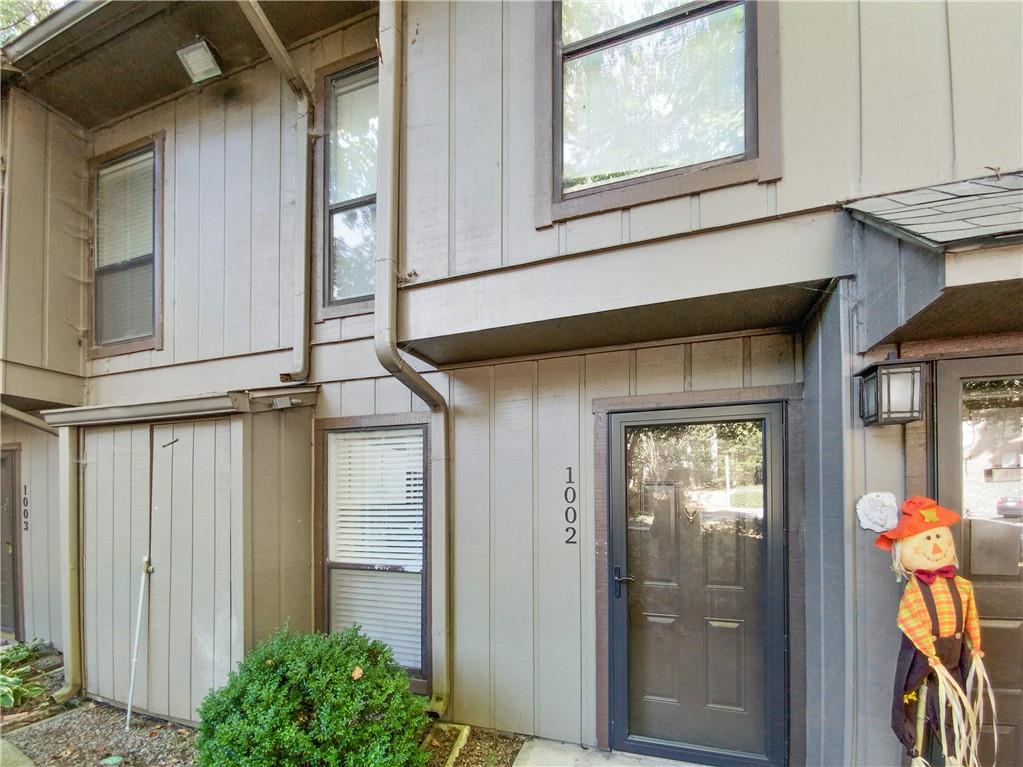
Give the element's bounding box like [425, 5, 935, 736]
[562, 2, 746, 193]
[330, 204, 376, 304]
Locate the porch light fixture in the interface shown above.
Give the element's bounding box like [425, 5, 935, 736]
[176, 39, 222, 84]
[856, 358, 924, 426]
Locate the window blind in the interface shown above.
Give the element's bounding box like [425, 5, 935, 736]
[94, 150, 155, 345]
[325, 427, 425, 671]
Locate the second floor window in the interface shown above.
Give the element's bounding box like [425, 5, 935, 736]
[326, 64, 378, 305]
[94, 144, 159, 350]
[559, 0, 751, 194]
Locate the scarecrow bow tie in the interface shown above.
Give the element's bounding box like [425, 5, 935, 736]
[914, 565, 958, 585]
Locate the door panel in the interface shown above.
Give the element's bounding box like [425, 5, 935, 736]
[1, 449, 22, 639]
[610, 404, 786, 767]
[937, 356, 1022, 767]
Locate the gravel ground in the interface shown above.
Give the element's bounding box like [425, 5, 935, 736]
[5, 701, 194, 767]
[453, 728, 526, 767]
[425, 725, 461, 767]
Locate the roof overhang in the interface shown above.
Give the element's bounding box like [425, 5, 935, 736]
[1, 1, 374, 129]
[42, 385, 317, 427]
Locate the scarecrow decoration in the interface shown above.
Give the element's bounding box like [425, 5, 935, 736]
[870, 495, 997, 767]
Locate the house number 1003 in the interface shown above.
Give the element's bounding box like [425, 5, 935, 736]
[564, 467, 577, 544]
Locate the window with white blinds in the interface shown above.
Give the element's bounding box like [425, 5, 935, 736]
[325, 427, 425, 673]
[94, 148, 157, 347]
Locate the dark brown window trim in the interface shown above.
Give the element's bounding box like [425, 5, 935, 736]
[313, 49, 379, 323]
[87, 133, 165, 358]
[535, 0, 781, 226]
[1, 443, 25, 642]
[313, 413, 431, 695]
[591, 384, 804, 766]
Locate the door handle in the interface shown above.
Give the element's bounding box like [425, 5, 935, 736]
[613, 566, 635, 598]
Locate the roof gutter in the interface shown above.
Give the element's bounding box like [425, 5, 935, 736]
[375, 0, 451, 713]
[1, 403, 59, 435]
[237, 0, 313, 383]
[1, 0, 111, 62]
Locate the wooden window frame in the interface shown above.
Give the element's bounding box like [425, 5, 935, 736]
[535, 0, 781, 226]
[313, 50, 379, 323]
[313, 413, 432, 695]
[88, 133, 164, 358]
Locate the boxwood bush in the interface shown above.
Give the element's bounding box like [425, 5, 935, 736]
[195, 627, 428, 767]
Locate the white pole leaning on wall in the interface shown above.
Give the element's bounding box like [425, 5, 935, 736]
[125, 555, 154, 731]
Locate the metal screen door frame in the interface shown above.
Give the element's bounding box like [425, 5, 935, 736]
[608, 403, 788, 767]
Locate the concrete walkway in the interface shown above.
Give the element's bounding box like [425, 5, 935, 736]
[0, 739, 35, 767]
[514, 740, 700, 766]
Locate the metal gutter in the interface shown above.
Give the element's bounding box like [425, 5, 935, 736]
[1, 0, 111, 62]
[374, 0, 452, 711]
[236, 0, 313, 383]
[42, 387, 318, 427]
[0, 403, 59, 435]
[53, 425, 81, 704]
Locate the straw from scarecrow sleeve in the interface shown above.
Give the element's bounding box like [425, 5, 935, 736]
[875, 496, 996, 767]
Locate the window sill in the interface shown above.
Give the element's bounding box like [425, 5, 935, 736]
[316, 297, 374, 322]
[549, 157, 764, 224]
[89, 335, 160, 359]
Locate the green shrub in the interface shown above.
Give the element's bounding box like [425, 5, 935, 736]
[195, 627, 429, 767]
[0, 640, 45, 709]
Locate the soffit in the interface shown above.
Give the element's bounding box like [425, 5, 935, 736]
[1, 1, 373, 129]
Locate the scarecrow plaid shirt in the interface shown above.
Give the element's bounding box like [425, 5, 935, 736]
[896, 575, 981, 660]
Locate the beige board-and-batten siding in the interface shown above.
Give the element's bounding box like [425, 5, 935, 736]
[80, 407, 312, 723]
[316, 331, 801, 745]
[1, 421, 63, 649]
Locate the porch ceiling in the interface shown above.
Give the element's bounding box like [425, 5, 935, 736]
[1, 0, 373, 129]
[401, 281, 828, 366]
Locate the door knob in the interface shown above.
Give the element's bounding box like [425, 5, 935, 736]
[613, 574, 635, 583]
[613, 566, 635, 598]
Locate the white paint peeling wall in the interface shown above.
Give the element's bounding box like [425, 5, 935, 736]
[1, 422, 63, 649]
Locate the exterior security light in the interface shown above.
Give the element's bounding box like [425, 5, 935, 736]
[176, 40, 222, 84]
[856, 359, 924, 426]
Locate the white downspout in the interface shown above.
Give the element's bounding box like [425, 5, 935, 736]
[53, 425, 81, 703]
[375, 0, 452, 712]
[237, 0, 313, 383]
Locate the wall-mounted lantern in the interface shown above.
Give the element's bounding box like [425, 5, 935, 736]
[855, 359, 923, 426]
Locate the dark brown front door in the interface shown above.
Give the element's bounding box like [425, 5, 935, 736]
[937, 356, 1022, 767]
[1, 448, 23, 641]
[610, 405, 786, 767]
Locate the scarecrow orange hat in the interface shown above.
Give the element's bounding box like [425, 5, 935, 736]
[874, 496, 961, 551]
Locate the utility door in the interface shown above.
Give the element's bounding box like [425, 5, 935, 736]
[82, 419, 233, 723]
[1, 448, 22, 640]
[937, 355, 1022, 766]
[609, 404, 786, 767]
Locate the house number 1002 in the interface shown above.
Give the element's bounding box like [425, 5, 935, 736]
[564, 467, 577, 544]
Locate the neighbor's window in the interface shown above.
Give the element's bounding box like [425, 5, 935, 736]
[326, 64, 378, 304]
[559, 0, 750, 194]
[325, 427, 426, 679]
[94, 146, 158, 348]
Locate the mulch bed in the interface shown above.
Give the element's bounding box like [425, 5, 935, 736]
[5, 701, 194, 767]
[425, 724, 462, 767]
[0, 644, 67, 732]
[452, 728, 525, 767]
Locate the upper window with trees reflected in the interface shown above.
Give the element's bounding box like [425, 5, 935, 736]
[559, 0, 751, 194]
[326, 64, 378, 304]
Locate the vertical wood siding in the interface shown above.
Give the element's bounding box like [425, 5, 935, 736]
[83, 419, 234, 722]
[317, 332, 800, 743]
[1, 90, 87, 384]
[3, 423, 63, 649]
[399, 0, 1023, 279]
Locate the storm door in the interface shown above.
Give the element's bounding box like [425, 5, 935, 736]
[936, 355, 1022, 766]
[609, 404, 786, 767]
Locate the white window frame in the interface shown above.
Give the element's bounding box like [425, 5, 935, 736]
[88, 133, 164, 357]
[535, 0, 781, 226]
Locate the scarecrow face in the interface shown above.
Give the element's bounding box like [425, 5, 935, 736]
[898, 525, 957, 572]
